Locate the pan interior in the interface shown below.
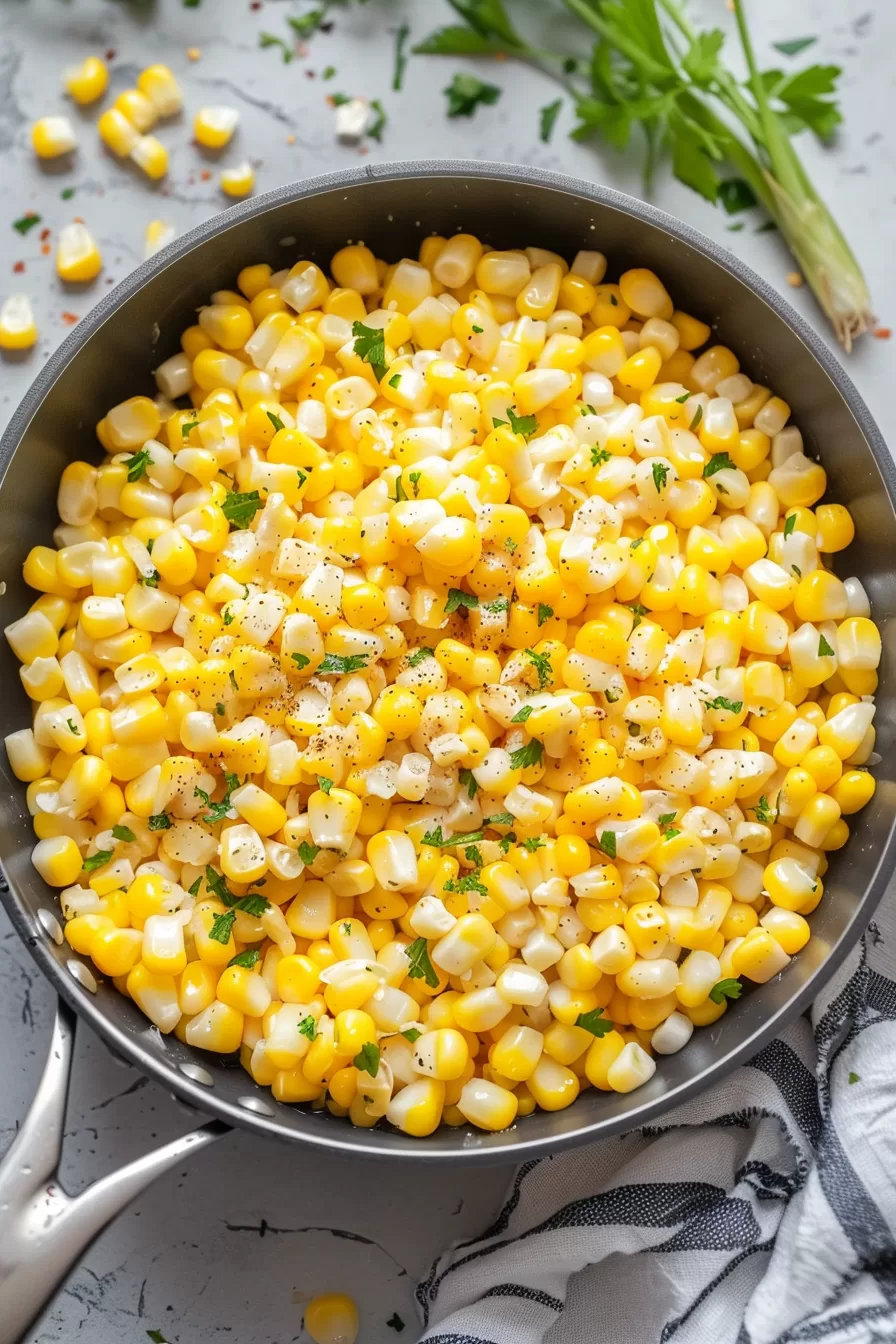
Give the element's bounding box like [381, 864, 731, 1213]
[1, 163, 893, 1161]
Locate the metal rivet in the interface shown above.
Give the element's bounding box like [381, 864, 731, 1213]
[238, 1095, 275, 1116]
[179, 1062, 215, 1087]
[67, 959, 97, 993]
[37, 908, 63, 945]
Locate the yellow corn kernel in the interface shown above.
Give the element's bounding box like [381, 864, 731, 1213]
[220, 162, 255, 197]
[57, 224, 102, 283]
[32, 116, 77, 158]
[194, 106, 239, 148]
[0, 294, 38, 350]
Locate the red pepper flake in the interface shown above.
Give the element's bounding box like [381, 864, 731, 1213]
[105, 48, 116, 60]
[200, 169, 212, 181]
[73, 216, 85, 225]
[39, 227, 50, 241]
[306, 69, 316, 78]
[250, 1, 261, 8]
[873, 326, 891, 340]
[13, 260, 25, 273]
[41, 243, 51, 256]
[61, 312, 79, 325]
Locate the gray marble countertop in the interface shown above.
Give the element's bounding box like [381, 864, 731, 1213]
[1, 0, 894, 1339]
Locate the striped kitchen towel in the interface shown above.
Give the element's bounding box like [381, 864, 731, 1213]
[416, 897, 896, 1344]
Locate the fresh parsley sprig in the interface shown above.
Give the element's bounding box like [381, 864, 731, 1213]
[415, 0, 872, 348]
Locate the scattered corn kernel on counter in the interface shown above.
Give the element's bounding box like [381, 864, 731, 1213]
[3, 235, 881, 1137]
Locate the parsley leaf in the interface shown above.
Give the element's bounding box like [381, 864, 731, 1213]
[445, 588, 479, 614]
[773, 36, 817, 57]
[576, 1007, 614, 1037]
[408, 471, 421, 497]
[147, 1332, 169, 1344]
[505, 537, 518, 555]
[753, 795, 775, 825]
[848, 1070, 860, 1084]
[123, 447, 154, 482]
[783, 513, 797, 537]
[266, 410, 284, 432]
[598, 830, 617, 859]
[291, 651, 310, 670]
[354, 1042, 380, 1076]
[718, 178, 758, 214]
[512, 704, 533, 724]
[228, 948, 261, 969]
[388, 373, 401, 389]
[259, 31, 294, 62]
[505, 406, 538, 439]
[628, 602, 647, 630]
[148, 813, 172, 831]
[443, 829, 485, 848]
[537, 603, 554, 627]
[236, 893, 269, 918]
[704, 695, 744, 714]
[407, 646, 434, 667]
[444, 72, 502, 118]
[317, 653, 369, 675]
[287, 9, 325, 39]
[205, 866, 235, 905]
[590, 446, 611, 467]
[484, 812, 515, 827]
[658, 813, 677, 827]
[405, 937, 439, 988]
[393, 22, 410, 90]
[209, 911, 236, 944]
[675, 391, 692, 403]
[222, 490, 264, 530]
[351, 319, 387, 382]
[299, 1015, 317, 1041]
[709, 978, 743, 1004]
[459, 767, 478, 799]
[298, 841, 320, 865]
[82, 848, 113, 873]
[522, 836, 545, 853]
[818, 634, 835, 658]
[704, 452, 736, 477]
[317, 776, 334, 795]
[368, 98, 387, 142]
[524, 648, 552, 689]
[443, 872, 488, 897]
[112, 824, 135, 843]
[401, 1027, 421, 1043]
[509, 739, 543, 771]
[689, 404, 704, 432]
[539, 98, 562, 142]
[199, 771, 240, 825]
[651, 461, 670, 493]
[13, 213, 41, 235]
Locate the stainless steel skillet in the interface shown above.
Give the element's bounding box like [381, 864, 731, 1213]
[1, 161, 894, 1343]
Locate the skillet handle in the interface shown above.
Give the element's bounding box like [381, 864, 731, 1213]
[0, 999, 227, 1344]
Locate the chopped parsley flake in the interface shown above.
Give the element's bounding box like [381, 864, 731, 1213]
[351, 319, 387, 382]
[317, 653, 369, 675]
[123, 448, 154, 482]
[445, 588, 479, 614]
[222, 490, 264, 530]
[405, 937, 439, 988]
[576, 1007, 613, 1037]
[509, 739, 543, 770]
[709, 978, 743, 1004]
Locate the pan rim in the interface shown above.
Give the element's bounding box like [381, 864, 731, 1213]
[1, 158, 893, 1163]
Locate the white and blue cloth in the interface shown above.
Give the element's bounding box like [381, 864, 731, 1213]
[416, 897, 896, 1344]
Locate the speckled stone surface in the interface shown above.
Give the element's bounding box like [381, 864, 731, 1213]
[0, 1, 894, 1340]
